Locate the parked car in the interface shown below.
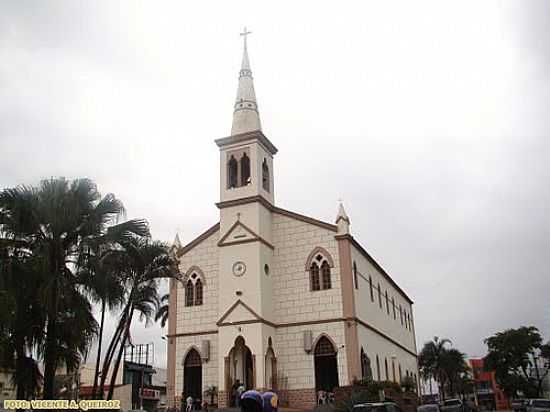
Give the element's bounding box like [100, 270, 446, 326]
[353, 401, 402, 412]
[512, 399, 529, 412]
[440, 399, 463, 412]
[526, 399, 550, 412]
[418, 404, 441, 412]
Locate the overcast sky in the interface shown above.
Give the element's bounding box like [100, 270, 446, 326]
[1, 1, 550, 369]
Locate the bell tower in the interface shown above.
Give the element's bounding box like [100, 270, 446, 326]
[215, 29, 277, 392]
[216, 27, 276, 205]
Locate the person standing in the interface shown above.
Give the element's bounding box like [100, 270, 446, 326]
[236, 381, 245, 407]
[186, 395, 193, 412]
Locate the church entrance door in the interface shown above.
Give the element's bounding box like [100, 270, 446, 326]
[228, 336, 255, 398]
[314, 336, 339, 392]
[183, 349, 202, 401]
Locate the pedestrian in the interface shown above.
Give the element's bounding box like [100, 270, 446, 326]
[240, 390, 263, 412]
[186, 395, 193, 412]
[232, 380, 240, 407]
[237, 381, 245, 407]
[262, 391, 278, 412]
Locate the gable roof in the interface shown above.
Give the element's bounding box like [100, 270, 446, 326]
[216, 195, 338, 232]
[218, 219, 274, 249]
[216, 299, 275, 327]
[176, 222, 220, 258]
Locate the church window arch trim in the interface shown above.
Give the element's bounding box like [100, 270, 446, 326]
[306, 247, 335, 292]
[305, 246, 335, 270]
[181, 345, 203, 366]
[311, 333, 339, 354]
[183, 266, 206, 307]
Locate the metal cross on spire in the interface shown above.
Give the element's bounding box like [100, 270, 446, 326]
[240, 27, 252, 49]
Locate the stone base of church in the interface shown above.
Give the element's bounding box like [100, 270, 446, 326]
[278, 388, 317, 410]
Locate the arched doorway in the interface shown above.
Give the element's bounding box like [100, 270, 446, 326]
[314, 336, 339, 392]
[183, 348, 202, 400]
[228, 336, 254, 391]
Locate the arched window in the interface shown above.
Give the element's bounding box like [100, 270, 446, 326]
[399, 364, 402, 382]
[376, 355, 381, 381]
[385, 291, 390, 314]
[310, 262, 320, 291]
[228, 155, 238, 188]
[385, 357, 389, 380]
[240, 153, 251, 186]
[307, 250, 333, 291]
[378, 283, 382, 308]
[194, 279, 203, 306]
[369, 276, 374, 301]
[184, 271, 205, 307]
[262, 159, 270, 192]
[185, 280, 194, 307]
[399, 305, 403, 325]
[321, 261, 331, 290]
[392, 358, 396, 382]
[353, 262, 358, 289]
[392, 297, 396, 319]
[361, 348, 372, 380]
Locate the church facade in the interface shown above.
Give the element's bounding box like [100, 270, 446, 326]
[166, 35, 418, 409]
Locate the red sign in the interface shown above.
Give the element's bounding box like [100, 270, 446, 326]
[141, 388, 160, 400]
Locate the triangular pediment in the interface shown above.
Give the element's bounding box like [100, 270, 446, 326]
[217, 299, 262, 325]
[218, 220, 265, 247]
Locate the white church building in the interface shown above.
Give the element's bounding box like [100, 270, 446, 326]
[166, 33, 418, 409]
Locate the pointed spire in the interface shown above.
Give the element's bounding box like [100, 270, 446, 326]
[170, 232, 182, 256]
[336, 201, 350, 234]
[231, 27, 262, 136]
[173, 233, 182, 249]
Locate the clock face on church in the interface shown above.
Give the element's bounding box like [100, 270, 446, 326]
[232, 261, 246, 277]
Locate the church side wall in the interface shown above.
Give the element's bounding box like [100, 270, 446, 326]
[357, 324, 418, 384]
[271, 213, 342, 324]
[350, 246, 416, 354]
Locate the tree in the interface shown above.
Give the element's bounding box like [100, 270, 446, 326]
[484, 326, 550, 398]
[439, 348, 468, 397]
[0, 178, 148, 398]
[0, 251, 45, 399]
[155, 293, 170, 328]
[98, 237, 179, 400]
[419, 337, 452, 399]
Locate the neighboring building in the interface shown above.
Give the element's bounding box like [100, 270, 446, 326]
[0, 368, 16, 404]
[166, 32, 418, 410]
[470, 358, 510, 411]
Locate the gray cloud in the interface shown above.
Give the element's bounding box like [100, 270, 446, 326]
[1, 1, 549, 367]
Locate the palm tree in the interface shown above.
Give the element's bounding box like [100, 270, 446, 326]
[77, 241, 128, 399]
[0, 178, 148, 398]
[98, 237, 179, 400]
[419, 337, 452, 400]
[439, 348, 468, 397]
[0, 250, 45, 399]
[155, 294, 170, 328]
